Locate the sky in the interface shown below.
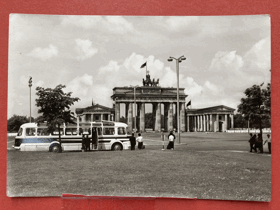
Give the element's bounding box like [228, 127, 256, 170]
[8, 15, 271, 118]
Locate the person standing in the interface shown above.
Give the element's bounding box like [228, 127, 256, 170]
[263, 134, 271, 154]
[167, 131, 176, 150]
[82, 134, 86, 151]
[85, 134, 91, 152]
[248, 133, 257, 152]
[136, 133, 143, 150]
[92, 127, 98, 150]
[129, 133, 136, 150]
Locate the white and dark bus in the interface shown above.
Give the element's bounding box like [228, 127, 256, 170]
[12, 121, 131, 152]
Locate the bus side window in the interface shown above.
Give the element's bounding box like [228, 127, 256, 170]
[72, 128, 77, 135]
[118, 127, 126, 135]
[26, 128, 36, 136]
[52, 128, 63, 136]
[37, 128, 51, 136]
[79, 128, 83, 135]
[65, 128, 73, 135]
[97, 127, 102, 136]
[103, 127, 115, 135]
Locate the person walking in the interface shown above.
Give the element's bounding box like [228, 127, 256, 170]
[167, 131, 176, 150]
[248, 133, 257, 152]
[263, 134, 271, 154]
[129, 133, 136, 150]
[136, 133, 143, 150]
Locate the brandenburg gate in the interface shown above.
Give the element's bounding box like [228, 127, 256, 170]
[111, 74, 187, 133]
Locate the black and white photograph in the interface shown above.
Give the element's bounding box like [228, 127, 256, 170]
[7, 14, 271, 201]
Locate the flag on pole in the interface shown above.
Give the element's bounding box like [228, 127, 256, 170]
[140, 62, 147, 68]
[92, 99, 94, 106]
[186, 100, 191, 109]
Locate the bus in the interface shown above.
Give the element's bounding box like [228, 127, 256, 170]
[12, 121, 131, 152]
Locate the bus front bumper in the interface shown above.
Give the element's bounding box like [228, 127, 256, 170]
[12, 145, 20, 150]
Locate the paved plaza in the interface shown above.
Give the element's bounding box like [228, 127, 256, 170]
[7, 132, 271, 200]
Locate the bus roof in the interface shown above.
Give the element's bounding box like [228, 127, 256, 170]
[20, 121, 128, 128]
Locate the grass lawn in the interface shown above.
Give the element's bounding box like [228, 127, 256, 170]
[6, 133, 271, 201]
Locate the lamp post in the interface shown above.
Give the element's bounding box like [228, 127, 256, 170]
[130, 85, 139, 132]
[28, 77, 32, 123]
[167, 55, 186, 144]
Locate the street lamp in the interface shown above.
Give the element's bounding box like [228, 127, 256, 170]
[28, 77, 32, 123]
[130, 85, 139, 133]
[167, 55, 186, 144]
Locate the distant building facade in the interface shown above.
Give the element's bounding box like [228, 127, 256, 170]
[186, 105, 235, 132]
[75, 104, 114, 124]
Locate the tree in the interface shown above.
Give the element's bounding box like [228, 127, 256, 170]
[7, 115, 34, 132]
[234, 114, 247, 128]
[237, 83, 271, 139]
[35, 85, 80, 146]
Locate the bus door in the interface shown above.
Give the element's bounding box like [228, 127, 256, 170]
[92, 127, 98, 150]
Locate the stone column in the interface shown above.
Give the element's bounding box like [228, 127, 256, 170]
[125, 103, 129, 124]
[197, 115, 200, 131]
[115, 102, 120, 122]
[200, 115, 203, 131]
[231, 114, 234, 129]
[137, 103, 141, 132]
[210, 114, 213, 132]
[187, 115, 190, 132]
[206, 114, 209, 131]
[91, 114, 93, 122]
[168, 102, 173, 131]
[224, 114, 228, 132]
[164, 103, 169, 131]
[127, 103, 133, 133]
[194, 115, 197, 132]
[155, 102, 161, 132]
[216, 114, 219, 132]
[152, 103, 157, 131]
[180, 103, 186, 132]
[203, 115, 206, 132]
[140, 102, 145, 132]
[101, 114, 103, 121]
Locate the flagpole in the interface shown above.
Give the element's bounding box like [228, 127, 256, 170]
[146, 63, 147, 75]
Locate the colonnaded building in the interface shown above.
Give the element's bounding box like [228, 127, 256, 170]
[75, 74, 235, 133]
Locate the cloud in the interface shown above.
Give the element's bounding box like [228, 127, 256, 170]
[61, 16, 134, 34]
[61, 16, 102, 29]
[243, 36, 271, 70]
[66, 74, 94, 97]
[209, 51, 244, 72]
[34, 80, 44, 87]
[99, 60, 120, 73]
[26, 44, 58, 61]
[75, 39, 98, 61]
[165, 16, 199, 30]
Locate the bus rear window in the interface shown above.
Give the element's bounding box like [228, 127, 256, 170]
[17, 128, 23, 136]
[117, 127, 126, 135]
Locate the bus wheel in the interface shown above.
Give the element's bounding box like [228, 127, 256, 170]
[111, 143, 123, 151]
[50, 144, 61, 153]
